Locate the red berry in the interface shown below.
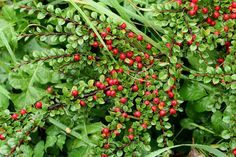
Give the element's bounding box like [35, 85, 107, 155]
[93, 95, 97, 100]
[146, 43, 152, 50]
[71, 90, 78, 97]
[110, 90, 116, 97]
[120, 97, 127, 104]
[137, 63, 143, 69]
[217, 58, 224, 64]
[120, 22, 127, 29]
[192, 34, 196, 40]
[122, 112, 128, 118]
[151, 106, 157, 112]
[104, 143, 110, 149]
[114, 130, 120, 136]
[119, 53, 126, 60]
[144, 100, 150, 106]
[80, 100, 86, 107]
[106, 27, 111, 32]
[153, 90, 159, 96]
[112, 48, 119, 55]
[159, 110, 167, 117]
[176, 0, 182, 5]
[114, 107, 121, 113]
[171, 100, 178, 106]
[102, 128, 109, 134]
[137, 34, 143, 41]
[153, 98, 160, 105]
[117, 85, 123, 91]
[128, 32, 135, 38]
[144, 53, 150, 59]
[224, 26, 229, 32]
[166, 43, 171, 48]
[35, 101, 42, 109]
[213, 12, 220, 19]
[128, 134, 134, 140]
[95, 81, 102, 88]
[210, 21, 216, 26]
[214, 6, 220, 11]
[230, 13, 236, 19]
[101, 154, 108, 157]
[225, 41, 231, 47]
[101, 31, 107, 38]
[126, 51, 133, 58]
[73, 54, 80, 61]
[187, 40, 193, 45]
[188, 10, 196, 16]
[92, 41, 99, 48]
[134, 111, 141, 118]
[132, 85, 139, 92]
[168, 91, 174, 98]
[191, 0, 198, 3]
[20, 109, 27, 115]
[233, 148, 236, 155]
[0, 134, 5, 140]
[141, 123, 148, 129]
[11, 113, 18, 120]
[135, 56, 142, 62]
[47, 86, 53, 94]
[201, 7, 208, 14]
[107, 45, 113, 50]
[128, 59, 134, 66]
[106, 39, 112, 45]
[128, 128, 133, 133]
[223, 14, 230, 21]
[169, 108, 177, 115]
[232, 2, 236, 8]
[145, 91, 151, 95]
[176, 63, 182, 68]
[206, 17, 212, 23]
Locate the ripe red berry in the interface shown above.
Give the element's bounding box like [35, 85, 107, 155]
[223, 14, 230, 21]
[144, 100, 150, 106]
[117, 85, 123, 91]
[171, 100, 178, 106]
[176, 63, 182, 68]
[153, 90, 159, 96]
[192, 34, 196, 40]
[20, 109, 27, 115]
[114, 107, 121, 113]
[201, 7, 208, 14]
[159, 110, 167, 117]
[119, 53, 126, 60]
[224, 26, 229, 32]
[106, 27, 111, 32]
[106, 39, 112, 45]
[101, 154, 108, 157]
[47, 86, 53, 94]
[35, 101, 43, 109]
[176, 0, 182, 5]
[122, 112, 128, 118]
[128, 59, 134, 66]
[126, 51, 133, 58]
[188, 10, 196, 16]
[134, 111, 141, 118]
[110, 90, 116, 97]
[132, 85, 139, 92]
[187, 40, 193, 45]
[144, 53, 150, 59]
[153, 98, 160, 105]
[225, 41, 231, 47]
[92, 41, 99, 48]
[93, 95, 97, 100]
[206, 17, 212, 23]
[120, 97, 127, 104]
[128, 32, 135, 38]
[168, 91, 174, 98]
[95, 81, 102, 88]
[135, 56, 142, 62]
[128, 134, 134, 140]
[217, 58, 224, 64]
[101, 31, 107, 38]
[191, 0, 198, 3]
[214, 6, 220, 11]
[137, 63, 143, 69]
[151, 106, 157, 112]
[108, 45, 113, 50]
[128, 128, 133, 133]
[232, 2, 236, 8]
[233, 148, 236, 155]
[137, 34, 143, 41]
[169, 108, 177, 115]
[120, 22, 127, 29]
[112, 48, 119, 55]
[102, 128, 110, 134]
[104, 143, 110, 149]
[230, 13, 236, 19]
[80, 100, 86, 107]
[71, 90, 78, 97]
[114, 130, 120, 136]
[73, 54, 80, 61]
[141, 123, 148, 129]
[166, 43, 171, 48]
[213, 12, 220, 19]
[210, 21, 216, 26]
[146, 43, 152, 50]
[0, 134, 5, 140]
[11, 113, 18, 120]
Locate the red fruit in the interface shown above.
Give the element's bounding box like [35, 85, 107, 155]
[166, 43, 171, 48]
[20, 109, 27, 115]
[11, 113, 18, 120]
[153, 98, 160, 105]
[92, 32, 97, 38]
[114, 130, 120, 136]
[134, 111, 141, 118]
[145, 91, 151, 95]
[171, 100, 178, 106]
[229, 6, 233, 11]
[224, 26, 229, 32]
[137, 63, 143, 69]
[120, 22, 127, 29]
[232, 2, 236, 8]
[128, 128, 133, 133]
[225, 41, 231, 47]
[159, 110, 167, 117]
[128, 134, 134, 140]
[92, 41, 99, 48]
[102, 128, 110, 134]
[108, 79, 114, 85]
[230, 13, 236, 19]
[194, 5, 198, 11]
[107, 45, 113, 51]
[101, 154, 108, 157]
[104, 144, 110, 149]
[144, 53, 150, 59]
[71, 90, 78, 97]
[128, 59, 134, 66]
[80, 100, 86, 107]
[47, 86, 53, 94]
[152, 74, 157, 79]
[106, 27, 111, 32]
[169, 108, 177, 115]
[151, 106, 157, 112]
[214, 31, 220, 36]
[110, 90, 116, 97]
[122, 112, 128, 118]
[213, 12, 220, 19]
[106, 39, 112, 45]
[191, 0, 198, 3]
[135, 56, 142, 62]
[233, 148, 236, 155]
[100, 84, 106, 90]
[210, 21, 216, 26]
[141, 123, 148, 129]
[101, 31, 107, 38]
[187, 40, 193, 45]
[137, 34, 143, 41]
[201, 7, 208, 14]
[128, 32, 135, 38]
[206, 17, 212, 23]
[189, 2, 196, 8]
[120, 97, 127, 104]
[214, 6, 220, 11]
[106, 90, 112, 96]
[0, 134, 5, 140]
[188, 10, 196, 16]
[176, 0, 182, 5]
[223, 14, 230, 21]
[73, 54, 80, 61]
[217, 58, 224, 64]
[87, 55, 94, 60]
[114, 107, 121, 113]
[119, 53, 126, 60]
[35, 101, 43, 109]
[144, 100, 150, 106]
[132, 85, 139, 92]
[93, 95, 97, 100]
[112, 48, 119, 55]
[192, 34, 196, 40]
[168, 91, 174, 98]
[146, 43, 152, 50]
[126, 51, 133, 58]
[153, 90, 158, 96]
[117, 85, 123, 91]
[176, 63, 182, 68]
[110, 69, 116, 75]
[95, 81, 102, 88]
[159, 101, 166, 108]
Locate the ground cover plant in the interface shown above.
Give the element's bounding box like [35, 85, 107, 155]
[0, 0, 235, 156]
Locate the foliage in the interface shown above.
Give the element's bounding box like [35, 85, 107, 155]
[0, 0, 235, 157]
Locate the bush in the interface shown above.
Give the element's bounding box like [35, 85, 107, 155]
[0, 0, 235, 156]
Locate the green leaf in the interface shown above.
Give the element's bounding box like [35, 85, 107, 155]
[57, 134, 66, 150]
[179, 81, 207, 101]
[190, 94, 216, 112]
[221, 130, 231, 139]
[86, 122, 104, 134]
[0, 94, 9, 109]
[45, 136, 57, 150]
[231, 84, 236, 90]
[180, 118, 196, 130]
[33, 141, 44, 157]
[158, 71, 168, 80]
[68, 147, 90, 157]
